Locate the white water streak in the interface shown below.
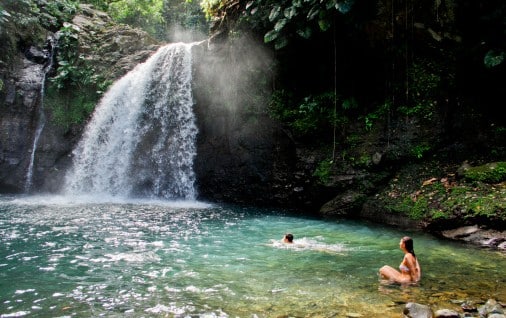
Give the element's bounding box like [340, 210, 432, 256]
[25, 40, 55, 192]
[64, 43, 198, 200]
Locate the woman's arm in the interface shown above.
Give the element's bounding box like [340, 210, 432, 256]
[405, 254, 420, 281]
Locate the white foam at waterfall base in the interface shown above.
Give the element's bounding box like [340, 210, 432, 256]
[63, 43, 198, 201]
[6, 194, 212, 208]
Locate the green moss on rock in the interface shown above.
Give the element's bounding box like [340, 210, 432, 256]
[463, 162, 506, 184]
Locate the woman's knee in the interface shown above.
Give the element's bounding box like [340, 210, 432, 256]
[379, 265, 393, 274]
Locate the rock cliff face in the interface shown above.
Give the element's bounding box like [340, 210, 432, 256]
[0, 55, 46, 192]
[0, 5, 160, 193]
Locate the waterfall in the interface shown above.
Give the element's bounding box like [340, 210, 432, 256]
[24, 38, 55, 193]
[63, 42, 198, 200]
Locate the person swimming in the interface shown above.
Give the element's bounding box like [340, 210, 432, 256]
[282, 233, 294, 244]
[379, 236, 421, 284]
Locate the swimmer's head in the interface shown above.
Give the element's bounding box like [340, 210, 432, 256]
[283, 233, 294, 243]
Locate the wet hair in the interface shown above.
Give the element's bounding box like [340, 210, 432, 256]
[402, 236, 416, 258]
[284, 233, 293, 242]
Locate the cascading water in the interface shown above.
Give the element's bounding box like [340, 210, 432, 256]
[24, 38, 55, 193]
[63, 42, 198, 200]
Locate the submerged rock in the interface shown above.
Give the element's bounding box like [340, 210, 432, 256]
[434, 309, 459, 318]
[441, 226, 506, 251]
[404, 302, 433, 318]
[479, 299, 504, 317]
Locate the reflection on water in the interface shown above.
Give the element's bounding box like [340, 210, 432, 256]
[0, 195, 505, 317]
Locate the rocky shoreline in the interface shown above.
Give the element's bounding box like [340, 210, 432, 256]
[438, 225, 506, 252]
[401, 299, 505, 318]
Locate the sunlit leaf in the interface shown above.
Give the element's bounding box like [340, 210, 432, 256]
[274, 18, 288, 31]
[284, 6, 297, 19]
[269, 5, 281, 22]
[264, 29, 279, 43]
[307, 5, 319, 20]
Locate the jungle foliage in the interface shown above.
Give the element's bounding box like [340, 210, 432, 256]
[79, 0, 208, 41]
[0, 0, 78, 65]
[201, 0, 506, 134]
[377, 161, 506, 225]
[47, 23, 109, 129]
[202, 0, 353, 49]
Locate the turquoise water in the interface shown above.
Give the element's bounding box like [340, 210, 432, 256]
[0, 195, 505, 317]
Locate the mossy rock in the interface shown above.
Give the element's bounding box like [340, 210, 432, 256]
[463, 162, 506, 184]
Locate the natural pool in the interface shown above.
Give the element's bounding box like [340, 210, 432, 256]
[0, 195, 505, 317]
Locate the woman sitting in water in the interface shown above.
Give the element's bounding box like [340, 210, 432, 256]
[379, 236, 421, 284]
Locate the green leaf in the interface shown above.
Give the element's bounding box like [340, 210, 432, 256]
[274, 36, 289, 50]
[342, 97, 358, 110]
[269, 5, 281, 22]
[274, 18, 287, 31]
[307, 5, 320, 20]
[246, 1, 258, 14]
[318, 18, 331, 31]
[484, 50, 505, 68]
[264, 29, 279, 43]
[284, 6, 297, 19]
[336, 0, 353, 13]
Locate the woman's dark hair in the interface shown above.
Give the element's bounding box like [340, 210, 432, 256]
[402, 236, 416, 258]
[285, 233, 293, 242]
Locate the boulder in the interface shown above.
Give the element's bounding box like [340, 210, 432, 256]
[404, 302, 433, 318]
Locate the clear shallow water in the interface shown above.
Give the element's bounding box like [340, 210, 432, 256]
[0, 195, 505, 317]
